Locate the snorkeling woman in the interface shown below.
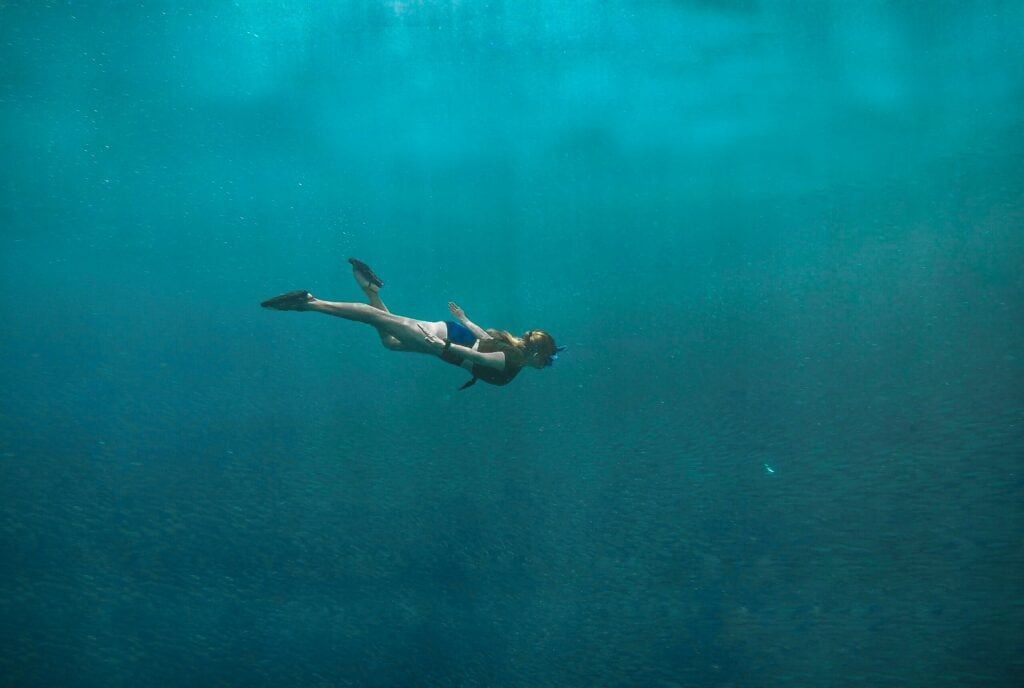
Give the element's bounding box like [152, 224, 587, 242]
[261, 258, 565, 390]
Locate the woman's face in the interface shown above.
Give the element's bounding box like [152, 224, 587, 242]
[526, 350, 548, 369]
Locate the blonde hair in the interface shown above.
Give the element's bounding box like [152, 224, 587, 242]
[488, 329, 557, 360]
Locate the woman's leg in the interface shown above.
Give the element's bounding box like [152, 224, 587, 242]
[351, 263, 404, 349]
[262, 259, 449, 353]
[306, 298, 444, 354]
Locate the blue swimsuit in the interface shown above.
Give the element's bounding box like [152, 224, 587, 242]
[444, 320, 477, 346]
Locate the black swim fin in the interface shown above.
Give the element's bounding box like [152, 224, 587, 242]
[348, 257, 384, 288]
[261, 290, 312, 310]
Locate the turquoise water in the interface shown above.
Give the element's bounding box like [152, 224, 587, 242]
[2, 2, 1022, 686]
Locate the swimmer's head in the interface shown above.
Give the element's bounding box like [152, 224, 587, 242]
[522, 330, 565, 368]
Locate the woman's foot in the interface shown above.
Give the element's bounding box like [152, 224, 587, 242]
[260, 290, 313, 310]
[348, 257, 383, 294]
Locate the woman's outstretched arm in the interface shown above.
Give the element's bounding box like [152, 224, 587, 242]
[448, 302, 493, 340]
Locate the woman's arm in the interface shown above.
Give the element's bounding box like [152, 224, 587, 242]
[448, 302, 493, 340]
[448, 343, 505, 370]
[418, 324, 505, 370]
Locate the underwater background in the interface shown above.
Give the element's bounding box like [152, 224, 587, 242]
[2, 1, 1022, 686]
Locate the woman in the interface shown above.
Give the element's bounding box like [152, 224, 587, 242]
[261, 258, 564, 390]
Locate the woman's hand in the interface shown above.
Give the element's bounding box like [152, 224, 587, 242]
[417, 324, 445, 351]
[448, 301, 466, 320]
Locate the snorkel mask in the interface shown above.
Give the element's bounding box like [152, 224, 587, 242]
[546, 345, 568, 367]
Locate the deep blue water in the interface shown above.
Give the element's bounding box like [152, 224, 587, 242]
[2, 2, 1023, 686]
